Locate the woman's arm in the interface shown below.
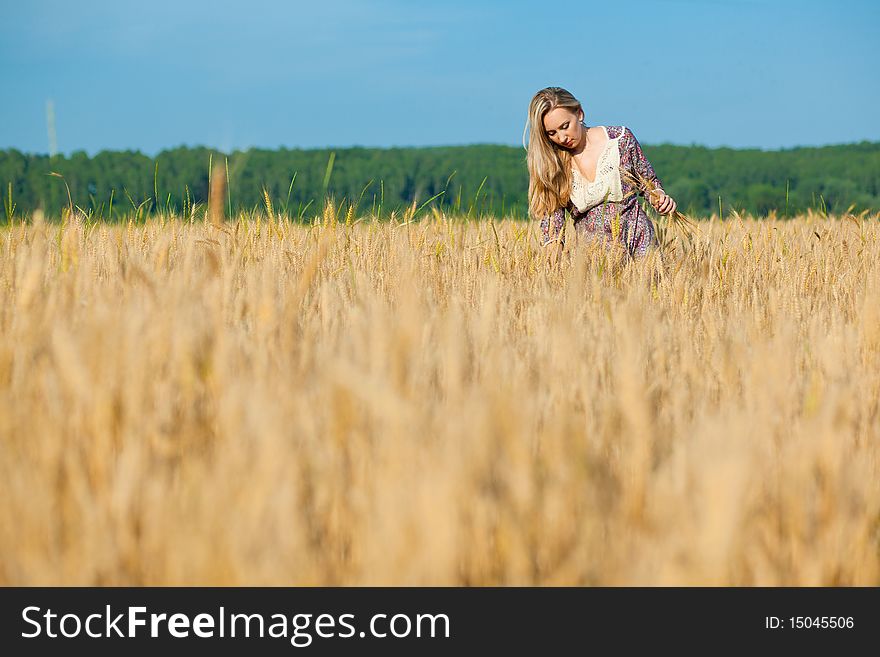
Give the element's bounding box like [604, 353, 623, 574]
[625, 127, 677, 215]
[539, 207, 565, 266]
[540, 207, 565, 248]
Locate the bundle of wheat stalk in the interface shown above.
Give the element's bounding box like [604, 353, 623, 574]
[621, 168, 700, 249]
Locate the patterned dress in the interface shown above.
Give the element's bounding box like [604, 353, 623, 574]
[539, 125, 663, 258]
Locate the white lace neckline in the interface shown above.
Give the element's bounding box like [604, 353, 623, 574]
[572, 127, 612, 184]
[570, 126, 624, 212]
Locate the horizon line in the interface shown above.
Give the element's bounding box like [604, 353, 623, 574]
[3, 138, 879, 159]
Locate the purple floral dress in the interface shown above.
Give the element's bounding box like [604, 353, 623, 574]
[539, 126, 663, 258]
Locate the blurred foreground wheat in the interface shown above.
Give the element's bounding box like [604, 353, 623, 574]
[1, 208, 879, 585]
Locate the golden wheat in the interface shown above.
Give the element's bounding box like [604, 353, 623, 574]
[621, 168, 700, 247]
[0, 208, 878, 585]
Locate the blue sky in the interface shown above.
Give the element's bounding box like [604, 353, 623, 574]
[1, 0, 877, 155]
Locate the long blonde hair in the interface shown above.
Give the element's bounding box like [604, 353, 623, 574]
[523, 87, 583, 219]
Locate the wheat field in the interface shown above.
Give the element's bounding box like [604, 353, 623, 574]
[1, 207, 878, 586]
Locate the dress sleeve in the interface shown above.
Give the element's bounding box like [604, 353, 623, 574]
[624, 127, 665, 196]
[539, 207, 566, 247]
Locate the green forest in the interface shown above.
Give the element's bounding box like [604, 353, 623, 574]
[2, 140, 878, 223]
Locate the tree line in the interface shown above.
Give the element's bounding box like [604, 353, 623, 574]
[1, 140, 878, 222]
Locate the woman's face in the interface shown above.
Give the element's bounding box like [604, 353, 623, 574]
[542, 107, 583, 150]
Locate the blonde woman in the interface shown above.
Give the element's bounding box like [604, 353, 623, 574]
[524, 86, 677, 260]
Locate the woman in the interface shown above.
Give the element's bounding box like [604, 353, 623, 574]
[524, 87, 677, 260]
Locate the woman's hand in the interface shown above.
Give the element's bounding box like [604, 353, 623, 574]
[649, 189, 677, 215]
[544, 240, 563, 267]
